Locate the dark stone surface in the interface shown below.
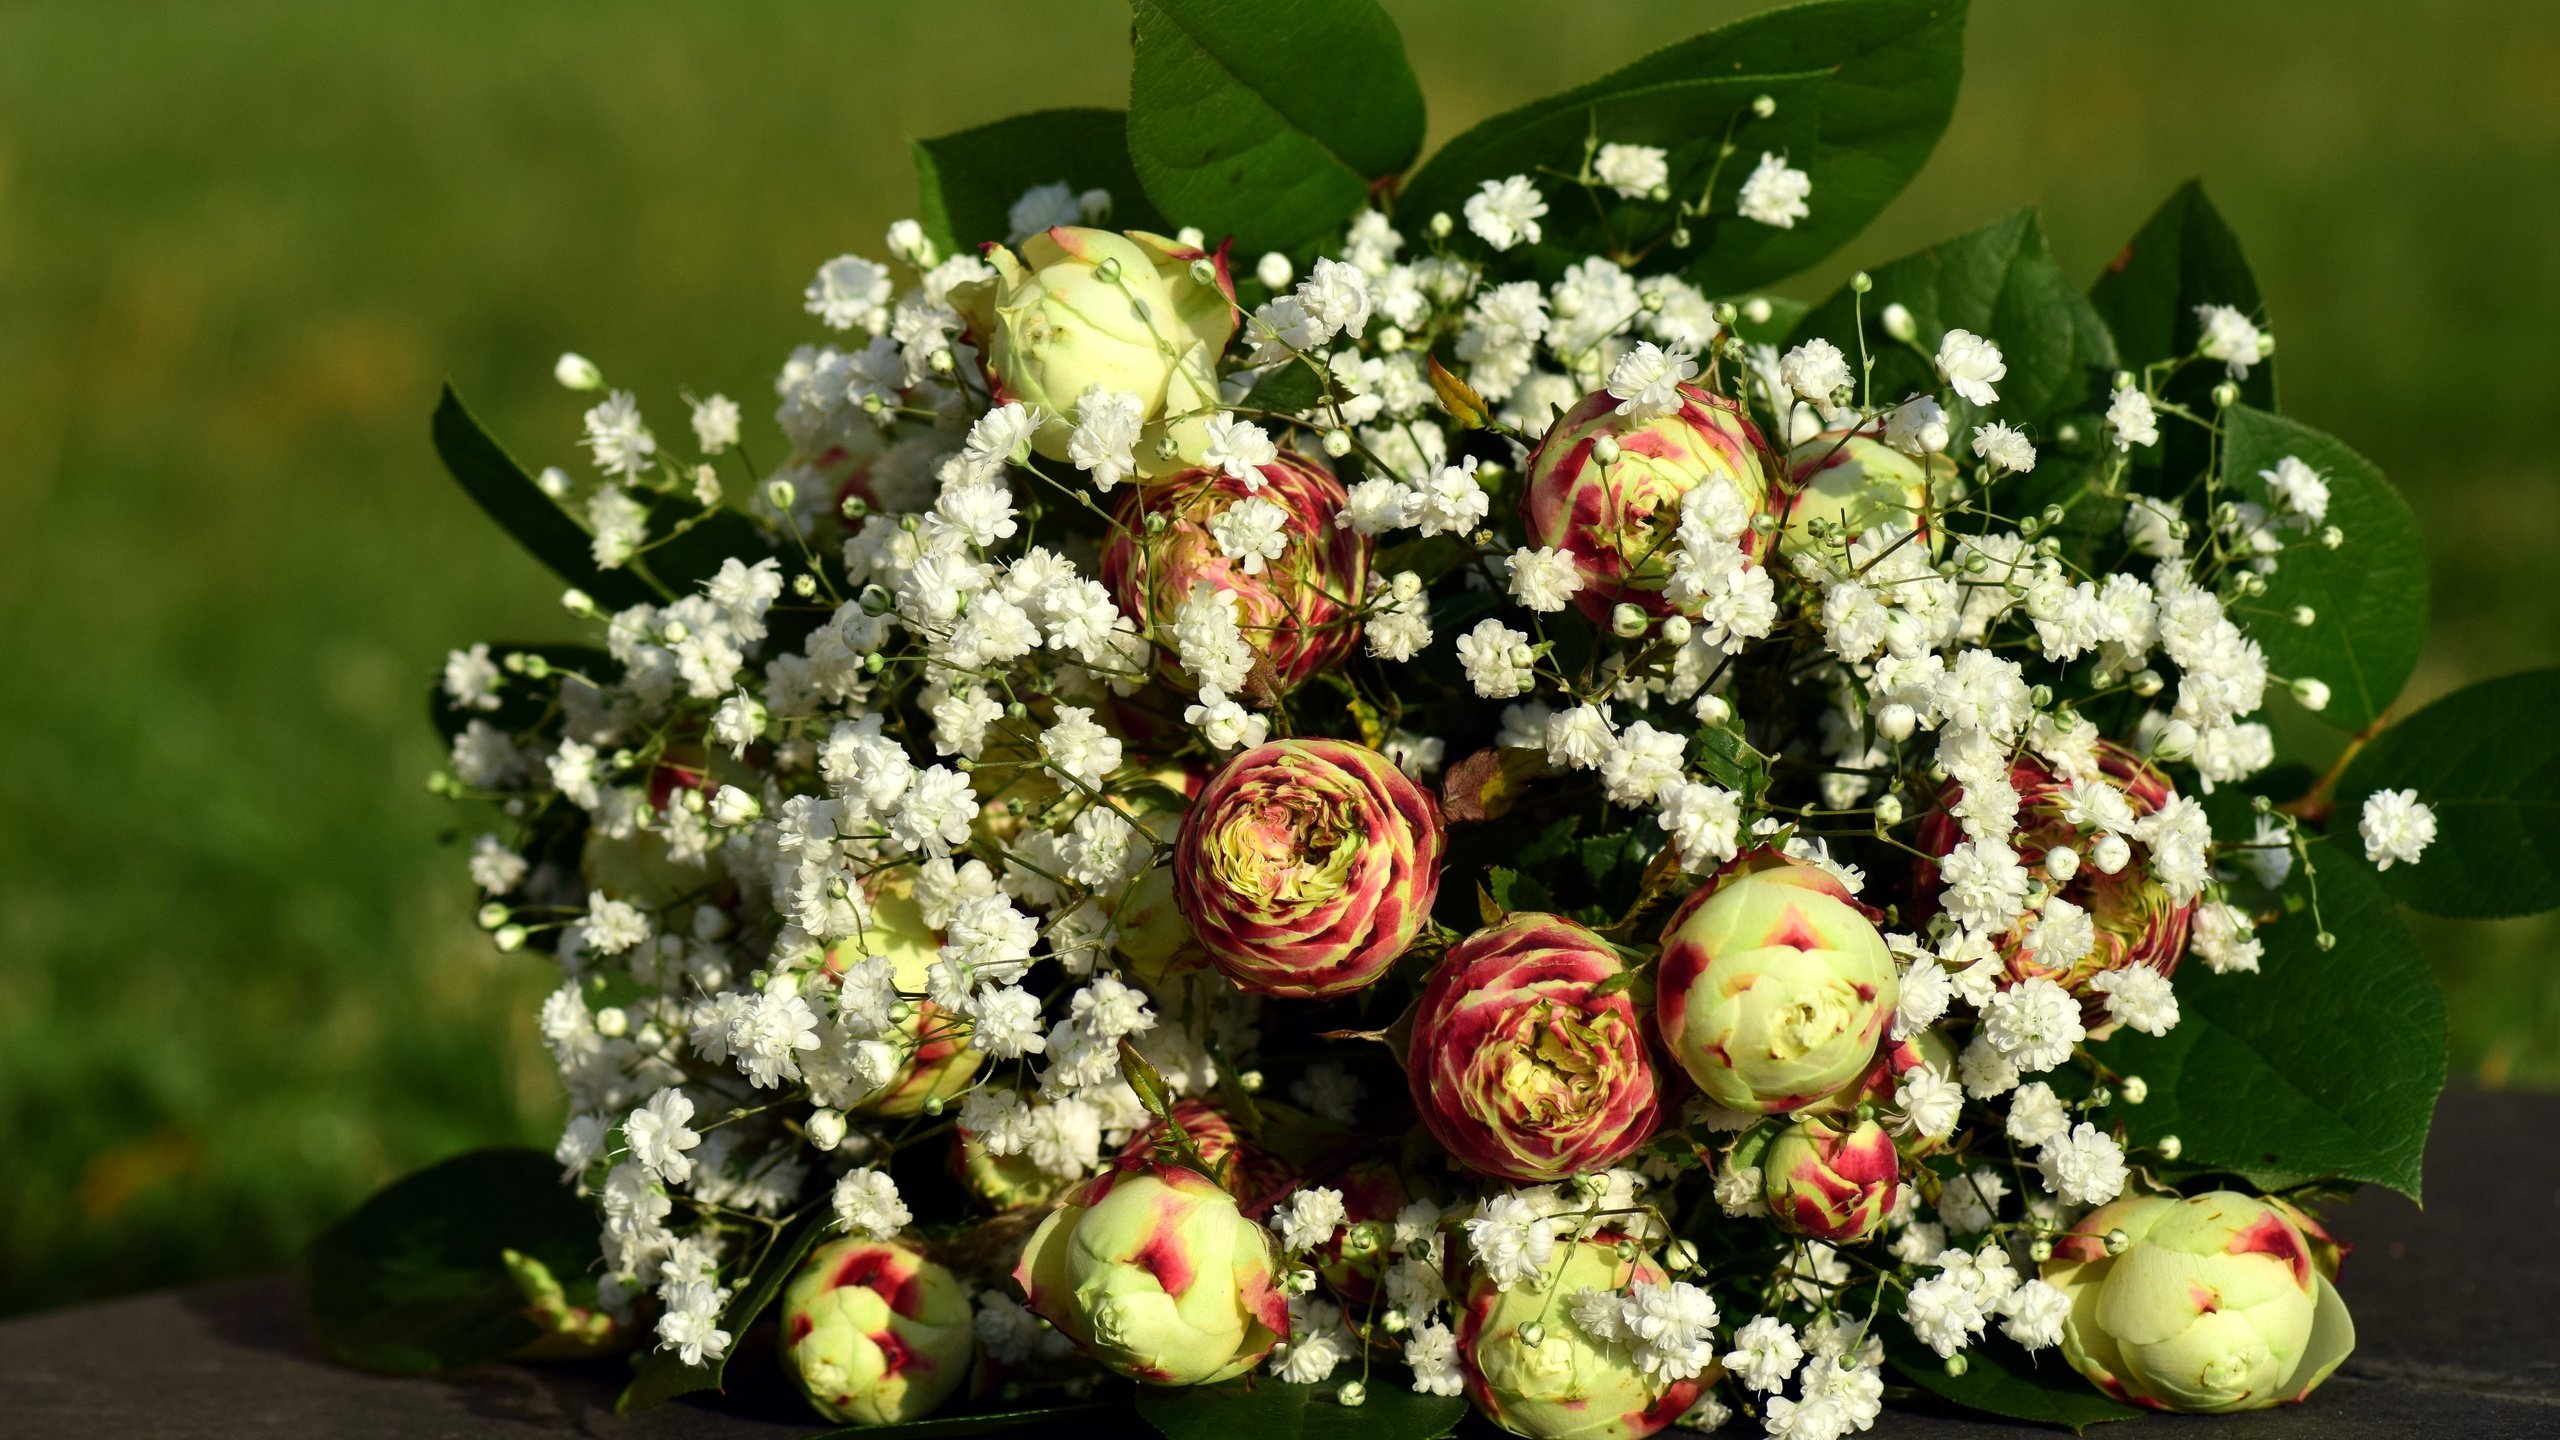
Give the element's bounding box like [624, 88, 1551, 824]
[5, 1094, 2556, 1438]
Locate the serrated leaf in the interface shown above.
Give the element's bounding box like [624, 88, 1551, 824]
[618, 1208, 827, 1413]
[2337, 668, 2560, 918]
[1136, 1375, 1466, 1440]
[304, 1148, 600, 1374]
[1485, 865, 1553, 916]
[1883, 1315, 2140, 1433]
[1400, 0, 1965, 292]
[1126, 0, 1424, 253]
[2223, 406, 2427, 732]
[2094, 838, 2444, 1199]
[432, 384, 661, 611]
[914, 108, 1165, 255]
[1793, 207, 2117, 429]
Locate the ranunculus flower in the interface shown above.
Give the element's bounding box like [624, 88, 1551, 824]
[951, 227, 1235, 472]
[1457, 1235, 1709, 1440]
[823, 874, 982, 1116]
[1101, 453, 1370, 695]
[781, 1236, 975, 1425]
[2043, 1191, 2355, 1414]
[1409, 912, 1667, 1183]
[1173, 738, 1445, 998]
[1654, 851, 1897, 1113]
[1915, 742, 2194, 1014]
[1519, 381, 1773, 621]
[1779, 425, 1946, 550]
[1014, 1159, 1291, 1386]
[1760, 1113, 1899, 1243]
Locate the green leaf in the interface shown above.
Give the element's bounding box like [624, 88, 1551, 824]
[304, 1148, 598, 1373]
[1136, 1376, 1466, 1440]
[1793, 207, 2118, 429]
[637, 504, 777, 595]
[2337, 668, 2560, 918]
[2222, 405, 2427, 732]
[1125, 0, 1424, 253]
[432, 383, 661, 611]
[1883, 1315, 2140, 1433]
[2090, 180, 2274, 411]
[811, 1400, 1131, 1439]
[618, 1208, 828, 1413]
[1399, 0, 1966, 292]
[914, 108, 1166, 256]
[2095, 838, 2445, 1198]
[1485, 865, 1553, 915]
[1242, 359, 1326, 416]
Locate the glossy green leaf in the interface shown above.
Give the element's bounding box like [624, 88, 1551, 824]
[618, 1208, 827, 1413]
[2223, 405, 2427, 732]
[1126, 0, 1424, 253]
[1137, 1376, 1466, 1440]
[2337, 668, 2560, 917]
[1793, 207, 2118, 429]
[2090, 180, 2274, 410]
[304, 1148, 599, 1373]
[1884, 1316, 2140, 1433]
[914, 108, 1165, 255]
[2096, 838, 2445, 1199]
[432, 383, 660, 611]
[1400, 0, 1965, 292]
[1242, 360, 1327, 416]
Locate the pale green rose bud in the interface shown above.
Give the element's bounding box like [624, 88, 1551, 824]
[1761, 1113, 1900, 1243]
[1654, 852, 1897, 1113]
[2042, 1192, 2355, 1414]
[949, 227, 1237, 475]
[1780, 427, 1950, 552]
[780, 1236, 975, 1425]
[1014, 1160, 1291, 1386]
[1458, 1237, 1711, 1439]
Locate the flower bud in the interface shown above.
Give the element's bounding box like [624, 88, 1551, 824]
[2290, 677, 2331, 713]
[1016, 1160, 1291, 1386]
[1254, 251, 1294, 289]
[806, 1107, 848, 1153]
[1762, 1113, 1899, 1243]
[1410, 913, 1667, 1183]
[1655, 851, 1897, 1113]
[553, 352, 603, 391]
[1101, 453, 1370, 695]
[1782, 426, 1946, 553]
[1611, 603, 1650, 638]
[781, 1237, 975, 1424]
[2043, 1192, 2355, 1413]
[948, 227, 1236, 474]
[1881, 302, 1917, 343]
[1174, 739, 1445, 998]
[1520, 384, 1773, 622]
[1459, 1238, 1708, 1439]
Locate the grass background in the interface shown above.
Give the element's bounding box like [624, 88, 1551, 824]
[2, 0, 2554, 1316]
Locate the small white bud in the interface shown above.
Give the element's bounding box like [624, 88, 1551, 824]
[2120, 1075, 2148, 1104]
[553, 352, 603, 391]
[1658, 614, 1693, 647]
[2090, 831, 2132, 875]
[1742, 297, 1774, 326]
[1591, 434, 1622, 466]
[1873, 794, 1905, 828]
[2291, 676, 2332, 712]
[1876, 702, 1917, 742]
[2157, 1134, 2183, 1161]
[1321, 428, 1353, 458]
[1881, 303, 1916, 343]
[1428, 211, 1453, 239]
[1254, 251, 1294, 290]
[2044, 846, 2081, 882]
[560, 587, 596, 617]
[1695, 694, 1733, 726]
[1611, 603, 1649, 639]
[806, 1108, 848, 1152]
[764, 477, 799, 512]
[594, 1006, 629, 1039]
[1751, 93, 1777, 118]
[1336, 1381, 1367, 1408]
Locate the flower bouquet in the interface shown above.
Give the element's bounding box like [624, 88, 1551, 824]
[303, 0, 2560, 1435]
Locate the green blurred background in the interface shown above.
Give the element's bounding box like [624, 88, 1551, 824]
[2, 0, 2553, 1316]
